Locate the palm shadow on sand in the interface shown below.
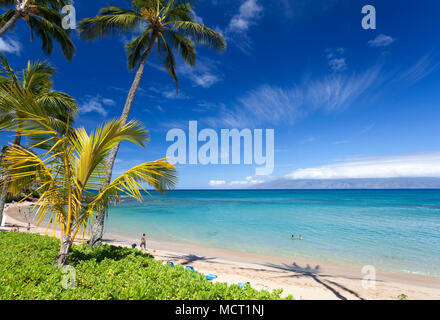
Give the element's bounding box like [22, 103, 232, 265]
[263, 262, 365, 300]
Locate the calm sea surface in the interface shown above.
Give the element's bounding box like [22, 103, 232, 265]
[106, 190, 440, 277]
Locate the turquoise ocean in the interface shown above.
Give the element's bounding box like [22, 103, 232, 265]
[106, 190, 440, 277]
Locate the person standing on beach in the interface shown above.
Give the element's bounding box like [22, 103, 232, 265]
[140, 233, 147, 250]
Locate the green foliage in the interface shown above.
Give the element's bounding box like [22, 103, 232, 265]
[0, 1, 75, 60]
[6, 187, 41, 202]
[397, 293, 408, 300]
[0, 232, 292, 300]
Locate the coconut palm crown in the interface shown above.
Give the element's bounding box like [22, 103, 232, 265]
[79, 0, 226, 91]
[0, 0, 75, 60]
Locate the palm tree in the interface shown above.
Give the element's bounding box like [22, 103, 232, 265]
[0, 0, 75, 60]
[0, 54, 77, 226]
[79, 0, 226, 246]
[0, 87, 177, 265]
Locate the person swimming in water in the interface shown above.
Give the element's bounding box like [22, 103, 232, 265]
[291, 234, 294, 240]
[299, 235, 303, 240]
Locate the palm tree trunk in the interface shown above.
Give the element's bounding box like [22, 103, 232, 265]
[57, 235, 72, 266]
[0, 134, 21, 227]
[89, 32, 158, 247]
[0, 11, 21, 38]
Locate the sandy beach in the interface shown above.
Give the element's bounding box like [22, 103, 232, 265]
[2, 201, 440, 300]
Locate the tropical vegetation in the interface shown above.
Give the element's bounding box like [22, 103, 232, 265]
[0, 86, 176, 265]
[0, 54, 77, 226]
[78, 0, 226, 246]
[0, 232, 290, 299]
[0, 0, 254, 302]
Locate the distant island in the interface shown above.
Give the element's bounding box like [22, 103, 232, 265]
[252, 178, 440, 189]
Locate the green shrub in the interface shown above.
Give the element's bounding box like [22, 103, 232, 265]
[397, 294, 408, 300]
[0, 232, 292, 300]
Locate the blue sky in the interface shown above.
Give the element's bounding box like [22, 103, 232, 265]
[1, 0, 440, 188]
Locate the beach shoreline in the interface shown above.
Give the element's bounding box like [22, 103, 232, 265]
[2, 201, 440, 300]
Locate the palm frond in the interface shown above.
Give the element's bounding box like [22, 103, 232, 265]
[78, 6, 143, 40]
[21, 60, 55, 92]
[172, 21, 226, 51]
[90, 158, 177, 213]
[27, 10, 75, 60]
[158, 34, 178, 90]
[125, 30, 152, 70]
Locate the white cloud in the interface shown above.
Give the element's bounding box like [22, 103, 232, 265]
[328, 58, 347, 71]
[148, 57, 222, 89]
[209, 180, 226, 186]
[148, 86, 189, 100]
[218, 0, 263, 53]
[368, 34, 395, 47]
[179, 57, 222, 88]
[209, 176, 273, 188]
[206, 64, 382, 127]
[333, 140, 351, 145]
[80, 96, 115, 117]
[0, 37, 22, 55]
[397, 54, 439, 84]
[102, 98, 116, 106]
[192, 10, 204, 25]
[227, 0, 263, 34]
[285, 151, 440, 180]
[300, 137, 316, 144]
[230, 176, 265, 186]
[326, 48, 347, 71]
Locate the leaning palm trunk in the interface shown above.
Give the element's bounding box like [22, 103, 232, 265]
[0, 134, 21, 226]
[57, 235, 72, 266]
[0, 11, 21, 37]
[89, 34, 158, 247]
[80, 1, 225, 247]
[0, 0, 31, 37]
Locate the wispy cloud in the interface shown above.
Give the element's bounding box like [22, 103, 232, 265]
[300, 136, 317, 144]
[285, 151, 440, 180]
[217, 0, 263, 53]
[397, 54, 439, 84]
[206, 64, 382, 128]
[332, 140, 351, 145]
[148, 85, 189, 100]
[368, 34, 396, 47]
[209, 176, 271, 188]
[148, 56, 222, 89]
[227, 0, 263, 34]
[178, 57, 223, 88]
[0, 37, 22, 55]
[325, 48, 347, 71]
[328, 58, 347, 72]
[191, 9, 204, 25]
[209, 180, 226, 186]
[79, 95, 116, 117]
